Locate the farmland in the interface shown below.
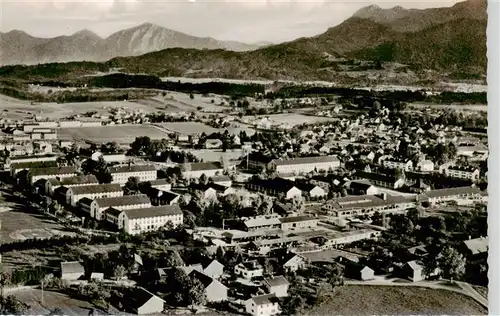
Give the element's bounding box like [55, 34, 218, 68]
[303, 285, 487, 315]
[243, 113, 339, 126]
[58, 125, 171, 144]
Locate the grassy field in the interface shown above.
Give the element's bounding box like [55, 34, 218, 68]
[0, 190, 71, 245]
[304, 285, 487, 315]
[12, 289, 110, 316]
[58, 124, 171, 144]
[243, 113, 339, 126]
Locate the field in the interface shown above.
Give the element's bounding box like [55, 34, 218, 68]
[410, 103, 487, 112]
[58, 124, 171, 144]
[0, 190, 71, 245]
[303, 285, 487, 315]
[12, 289, 111, 316]
[185, 149, 244, 163]
[243, 113, 339, 126]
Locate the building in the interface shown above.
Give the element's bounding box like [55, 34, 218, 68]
[42, 175, 99, 196]
[188, 270, 228, 302]
[245, 178, 302, 200]
[109, 165, 157, 185]
[66, 183, 123, 206]
[402, 260, 426, 282]
[124, 288, 165, 315]
[60, 261, 85, 281]
[245, 294, 281, 316]
[183, 161, 224, 179]
[382, 157, 413, 171]
[421, 187, 484, 206]
[80, 194, 152, 220]
[147, 179, 172, 191]
[459, 236, 489, 260]
[29, 166, 78, 186]
[344, 261, 375, 281]
[416, 160, 435, 172]
[112, 205, 183, 235]
[210, 175, 232, 187]
[294, 182, 327, 199]
[245, 152, 275, 171]
[323, 194, 415, 218]
[445, 166, 480, 181]
[348, 180, 378, 196]
[264, 276, 289, 297]
[270, 155, 340, 175]
[234, 260, 264, 279]
[281, 253, 307, 273]
[149, 189, 180, 206]
[244, 214, 282, 231]
[351, 171, 405, 189]
[279, 216, 319, 231]
[200, 259, 225, 280]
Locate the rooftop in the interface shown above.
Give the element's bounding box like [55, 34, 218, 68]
[95, 194, 151, 208]
[188, 161, 223, 171]
[423, 186, 481, 198]
[463, 236, 488, 255]
[272, 155, 339, 166]
[29, 166, 77, 177]
[109, 164, 156, 174]
[264, 275, 289, 287]
[123, 205, 183, 219]
[70, 183, 122, 195]
[250, 294, 280, 306]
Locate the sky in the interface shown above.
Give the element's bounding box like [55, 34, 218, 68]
[1, 0, 463, 44]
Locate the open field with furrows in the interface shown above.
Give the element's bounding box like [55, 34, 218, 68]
[0, 190, 73, 245]
[58, 124, 171, 144]
[150, 91, 232, 113]
[243, 113, 339, 126]
[303, 285, 487, 315]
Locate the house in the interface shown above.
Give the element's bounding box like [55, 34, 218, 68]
[445, 166, 480, 181]
[294, 182, 327, 199]
[210, 175, 232, 187]
[149, 189, 181, 206]
[245, 178, 302, 200]
[245, 294, 281, 316]
[459, 236, 489, 260]
[60, 261, 85, 280]
[28, 166, 78, 186]
[382, 158, 413, 171]
[66, 183, 123, 207]
[183, 161, 224, 179]
[348, 180, 378, 196]
[323, 194, 415, 218]
[109, 164, 157, 185]
[281, 253, 307, 273]
[269, 155, 340, 175]
[264, 276, 289, 297]
[110, 205, 183, 235]
[79, 194, 152, 220]
[401, 260, 437, 282]
[344, 261, 375, 281]
[279, 216, 318, 231]
[351, 170, 405, 189]
[43, 174, 99, 196]
[123, 287, 165, 315]
[188, 270, 228, 302]
[200, 259, 225, 280]
[416, 160, 435, 172]
[204, 138, 223, 149]
[234, 260, 264, 279]
[90, 272, 104, 281]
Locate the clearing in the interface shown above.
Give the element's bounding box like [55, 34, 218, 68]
[304, 285, 487, 315]
[58, 124, 171, 144]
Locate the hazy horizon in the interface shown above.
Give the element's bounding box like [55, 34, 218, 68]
[1, 0, 462, 44]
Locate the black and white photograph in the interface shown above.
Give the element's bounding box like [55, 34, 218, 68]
[0, 0, 495, 315]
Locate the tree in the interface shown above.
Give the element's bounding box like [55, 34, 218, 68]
[113, 265, 127, 280]
[189, 93, 194, 100]
[328, 265, 344, 288]
[187, 278, 206, 308]
[124, 177, 140, 195]
[0, 295, 29, 315]
[438, 247, 466, 282]
[282, 295, 306, 315]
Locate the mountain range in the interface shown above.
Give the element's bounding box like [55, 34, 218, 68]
[0, 23, 266, 65]
[0, 0, 487, 82]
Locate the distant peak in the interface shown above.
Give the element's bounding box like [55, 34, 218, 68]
[73, 29, 101, 39]
[353, 4, 383, 17]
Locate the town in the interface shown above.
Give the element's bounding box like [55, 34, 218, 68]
[0, 84, 489, 315]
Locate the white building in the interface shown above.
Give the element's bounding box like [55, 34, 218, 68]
[111, 205, 183, 235]
[245, 294, 281, 316]
[264, 276, 289, 297]
[182, 161, 224, 179]
[109, 164, 157, 185]
[29, 166, 77, 185]
[66, 183, 123, 206]
[416, 160, 435, 172]
[80, 194, 152, 220]
[382, 159, 413, 171]
[445, 166, 480, 181]
[270, 155, 340, 174]
[234, 260, 264, 280]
